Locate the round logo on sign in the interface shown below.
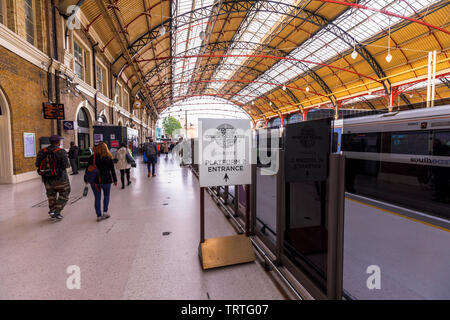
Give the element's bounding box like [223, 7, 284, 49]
[215, 124, 237, 148]
[299, 127, 316, 149]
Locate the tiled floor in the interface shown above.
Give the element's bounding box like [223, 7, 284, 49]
[0, 155, 286, 300]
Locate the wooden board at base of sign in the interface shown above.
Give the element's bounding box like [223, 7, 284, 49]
[199, 234, 255, 270]
[199, 118, 252, 187]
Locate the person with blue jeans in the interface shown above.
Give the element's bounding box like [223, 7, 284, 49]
[84, 142, 117, 222]
[144, 138, 158, 178]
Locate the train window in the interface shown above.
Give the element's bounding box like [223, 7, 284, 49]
[342, 133, 380, 153]
[433, 131, 450, 156]
[390, 131, 428, 155]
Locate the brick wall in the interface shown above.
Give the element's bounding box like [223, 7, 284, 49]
[0, 45, 51, 175]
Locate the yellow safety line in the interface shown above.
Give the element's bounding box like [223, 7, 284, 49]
[346, 197, 450, 233]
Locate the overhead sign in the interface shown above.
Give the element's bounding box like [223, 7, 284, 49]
[43, 103, 65, 120]
[199, 119, 251, 187]
[284, 119, 331, 182]
[63, 121, 77, 130]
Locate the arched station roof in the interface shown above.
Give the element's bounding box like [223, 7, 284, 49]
[77, 0, 450, 121]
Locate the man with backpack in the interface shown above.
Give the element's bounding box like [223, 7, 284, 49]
[35, 135, 71, 221]
[144, 138, 158, 178]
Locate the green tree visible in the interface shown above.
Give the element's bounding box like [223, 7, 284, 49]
[162, 116, 182, 137]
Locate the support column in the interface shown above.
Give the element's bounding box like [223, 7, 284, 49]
[335, 101, 342, 120]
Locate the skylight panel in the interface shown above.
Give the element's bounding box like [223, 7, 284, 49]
[208, 0, 297, 92]
[172, 0, 215, 99]
[236, 0, 438, 105]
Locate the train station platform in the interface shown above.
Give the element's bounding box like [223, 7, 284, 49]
[0, 157, 292, 300]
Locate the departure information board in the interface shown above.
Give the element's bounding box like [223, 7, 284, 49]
[43, 103, 65, 120]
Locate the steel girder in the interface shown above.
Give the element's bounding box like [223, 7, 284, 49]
[358, 96, 376, 110]
[138, 59, 298, 114]
[114, 1, 389, 108]
[189, 0, 261, 95]
[113, 1, 340, 70]
[116, 0, 445, 114]
[135, 40, 332, 104]
[138, 64, 271, 117]
[440, 77, 450, 89]
[188, 0, 240, 94]
[157, 93, 264, 118]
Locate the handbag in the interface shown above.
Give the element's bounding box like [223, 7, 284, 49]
[126, 149, 137, 168]
[85, 155, 99, 184]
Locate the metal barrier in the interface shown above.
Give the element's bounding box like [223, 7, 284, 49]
[192, 152, 346, 300]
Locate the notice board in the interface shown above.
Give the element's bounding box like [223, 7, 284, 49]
[199, 119, 251, 187]
[284, 118, 331, 182]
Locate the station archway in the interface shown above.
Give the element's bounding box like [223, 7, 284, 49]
[0, 87, 13, 184]
[76, 103, 94, 149]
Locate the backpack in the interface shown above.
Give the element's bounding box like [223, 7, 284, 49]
[146, 143, 156, 156]
[38, 148, 62, 178]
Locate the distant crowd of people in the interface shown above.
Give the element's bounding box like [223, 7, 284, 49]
[35, 135, 173, 223]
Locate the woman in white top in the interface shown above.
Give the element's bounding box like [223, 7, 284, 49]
[116, 142, 132, 189]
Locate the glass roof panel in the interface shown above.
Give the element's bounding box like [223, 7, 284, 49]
[172, 0, 215, 98]
[236, 0, 439, 105]
[207, 0, 296, 92]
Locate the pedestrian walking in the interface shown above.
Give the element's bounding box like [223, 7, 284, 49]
[84, 141, 117, 222]
[144, 138, 158, 177]
[35, 135, 71, 221]
[115, 142, 135, 189]
[164, 141, 169, 159]
[68, 141, 79, 175]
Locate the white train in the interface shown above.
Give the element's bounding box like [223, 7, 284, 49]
[333, 105, 450, 219]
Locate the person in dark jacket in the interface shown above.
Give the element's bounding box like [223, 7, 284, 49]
[68, 141, 79, 175]
[35, 135, 71, 221]
[84, 141, 117, 222]
[144, 138, 158, 177]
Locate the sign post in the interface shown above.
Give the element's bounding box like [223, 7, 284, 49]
[198, 118, 255, 270]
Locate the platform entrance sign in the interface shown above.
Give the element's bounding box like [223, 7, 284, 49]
[199, 119, 251, 187]
[197, 118, 255, 270]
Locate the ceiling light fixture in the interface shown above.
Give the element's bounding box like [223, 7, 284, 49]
[159, 0, 165, 37]
[351, 8, 358, 60]
[386, 18, 392, 63]
[199, 30, 206, 41]
[159, 25, 166, 36]
[385, 53, 392, 63]
[282, 85, 286, 91]
[305, 86, 310, 92]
